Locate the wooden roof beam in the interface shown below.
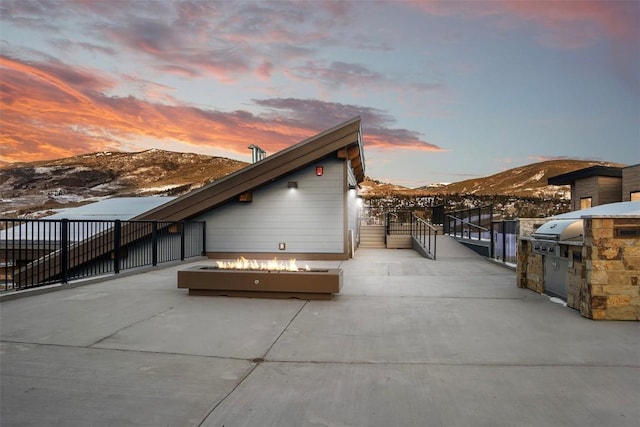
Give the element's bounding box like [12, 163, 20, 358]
[336, 145, 360, 161]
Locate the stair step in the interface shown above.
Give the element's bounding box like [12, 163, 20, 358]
[359, 224, 386, 248]
[359, 243, 386, 248]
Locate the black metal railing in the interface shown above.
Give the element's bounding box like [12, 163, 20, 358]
[1, 219, 205, 291]
[443, 205, 518, 264]
[491, 220, 518, 265]
[382, 210, 438, 259]
[444, 205, 493, 241]
[386, 211, 413, 235]
[411, 214, 438, 260]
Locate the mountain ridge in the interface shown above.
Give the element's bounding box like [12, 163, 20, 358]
[1, 149, 248, 217]
[419, 159, 625, 198]
[360, 159, 625, 199]
[1, 151, 626, 217]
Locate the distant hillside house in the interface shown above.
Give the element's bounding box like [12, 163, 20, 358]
[622, 165, 640, 202]
[548, 164, 639, 210]
[137, 117, 365, 260]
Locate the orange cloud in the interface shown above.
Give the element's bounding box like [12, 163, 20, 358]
[0, 56, 444, 164]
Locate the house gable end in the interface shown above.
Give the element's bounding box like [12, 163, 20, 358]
[136, 117, 363, 221]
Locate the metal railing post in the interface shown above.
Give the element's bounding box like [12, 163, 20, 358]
[180, 221, 185, 261]
[455, 215, 459, 237]
[490, 220, 495, 259]
[502, 221, 507, 264]
[152, 221, 158, 266]
[201, 222, 207, 256]
[61, 219, 69, 284]
[114, 220, 121, 274]
[410, 214, 414, 236]
[385, 212, 390, 235]
[433, 228, 437, 261]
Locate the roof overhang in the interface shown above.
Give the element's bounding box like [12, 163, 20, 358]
[137, 117, 365, 221]
[548, 166, 623, 185]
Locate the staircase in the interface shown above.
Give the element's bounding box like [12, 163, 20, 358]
[359, 225, 386, 248]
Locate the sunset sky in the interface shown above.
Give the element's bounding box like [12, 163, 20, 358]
[1, 0, 638, 186]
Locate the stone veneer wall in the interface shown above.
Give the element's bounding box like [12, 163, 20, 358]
[516, 239, 543, 293]
[516, 218, 550, 293]
[518, 218, 547, 239]
[581, 216, 640, 320]
[565, 245, 584, 312]
[517, 216, 640, 320]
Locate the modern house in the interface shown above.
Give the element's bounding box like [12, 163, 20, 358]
[137, 116, 365, 260]
[2, 117, 365, 290]
[548, 164, 640, 210]
[622, 164, 640, 201]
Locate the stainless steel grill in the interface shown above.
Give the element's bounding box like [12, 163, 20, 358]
[531, 219, 583, 242]
[530, 219, 584, 299]
[528, 201, 640, 303]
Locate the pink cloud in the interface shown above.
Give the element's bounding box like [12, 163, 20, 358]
[256, 61, 274, 80]
[0, 56, 445, 164]
[289, 61, 385, 90]
[253, 98, 445, 152]
[409, 0, 639, 49]
[288, 60, 445, 97]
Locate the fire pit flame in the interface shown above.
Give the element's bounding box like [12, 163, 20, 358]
[216, 257, 311, 272]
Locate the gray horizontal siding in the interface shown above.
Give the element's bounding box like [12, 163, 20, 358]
[197, 158, 345, 254]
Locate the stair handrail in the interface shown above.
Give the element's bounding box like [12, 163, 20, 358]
[411, 214, 437, 260]
[445, 215, 490, 231]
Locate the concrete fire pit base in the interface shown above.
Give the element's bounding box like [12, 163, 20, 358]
[177, 266, 342, 300]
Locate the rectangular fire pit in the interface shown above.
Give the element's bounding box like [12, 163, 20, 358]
[177, 266, 342, 300]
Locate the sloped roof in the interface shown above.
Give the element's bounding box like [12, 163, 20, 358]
[136, 117, 364, 221]
[553, 201, 640, 219]
[548, 166, 623, 185]
[1, 197, 175, 242]
[48, 197, 176, 220]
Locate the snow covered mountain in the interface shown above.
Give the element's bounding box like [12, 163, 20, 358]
[1, 151, 625, 218]
[1, 149, 247, 217]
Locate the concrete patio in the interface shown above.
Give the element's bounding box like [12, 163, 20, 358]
[1, 236, 638, 426]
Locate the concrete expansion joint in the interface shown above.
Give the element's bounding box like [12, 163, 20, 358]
[0, 339, 259, 364]
[2, 339, 638, 370]
[260, 300, 308, 361]
[196, 358, 259, 427]
[339, 294, 525, 301]
[241, 358, 640, 369]
[195, 300, 310, 426]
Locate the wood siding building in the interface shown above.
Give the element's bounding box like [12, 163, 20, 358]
[549, 166, 624, 210]
[573, 176, 622, 209]
[622, 164, 640, 201]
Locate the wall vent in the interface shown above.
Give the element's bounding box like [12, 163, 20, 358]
[615, 227, 640, 238]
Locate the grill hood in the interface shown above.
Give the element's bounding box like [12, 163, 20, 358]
[532, 201, 640, 242]
[532, 219, 583, 242]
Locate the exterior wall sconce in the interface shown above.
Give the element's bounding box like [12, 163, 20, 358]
[316, 166, 324, 176]
[288, 181, 298, 189]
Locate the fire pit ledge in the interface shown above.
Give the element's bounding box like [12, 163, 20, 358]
[177, 265, 342, 300]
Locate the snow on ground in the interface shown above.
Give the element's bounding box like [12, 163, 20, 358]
[138, 185, 183, 193]
[547, 295, 568, 307]
[528, 170, 546, 182]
